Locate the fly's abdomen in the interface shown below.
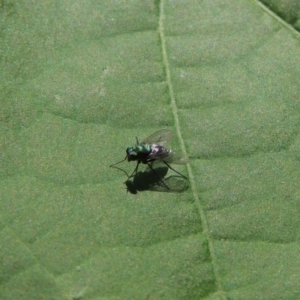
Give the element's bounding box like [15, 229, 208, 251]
[148, 144, 170, 161]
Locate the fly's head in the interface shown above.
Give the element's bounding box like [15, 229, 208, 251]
[126, 146, 137, 161]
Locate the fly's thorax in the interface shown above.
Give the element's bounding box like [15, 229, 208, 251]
[126, 144, 151, 161]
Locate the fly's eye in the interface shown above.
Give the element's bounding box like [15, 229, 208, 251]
[126, 147, 136, 156]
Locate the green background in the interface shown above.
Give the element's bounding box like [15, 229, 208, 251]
[1, 0, 300, 299]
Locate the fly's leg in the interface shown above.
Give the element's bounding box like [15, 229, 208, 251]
[163, 161, 187, 179]
[128, 161, 140, 179]
[111, 165, 130, 178]
[110, 156, 130, 177]
[147, 162, 170, 189]
[109, 155, 127, 167]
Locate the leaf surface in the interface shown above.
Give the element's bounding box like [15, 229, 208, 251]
[1, 0, 300, 299]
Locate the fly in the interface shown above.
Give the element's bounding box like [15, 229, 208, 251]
[110, 129, 188, 189]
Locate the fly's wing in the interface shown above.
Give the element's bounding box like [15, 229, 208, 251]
[142, 129, 172, 146]
[146, 149, 188, 167]
[162, 150, 189, 164]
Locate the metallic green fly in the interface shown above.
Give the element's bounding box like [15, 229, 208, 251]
[110, 129, 188, 189]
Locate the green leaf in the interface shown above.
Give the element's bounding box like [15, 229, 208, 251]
[1, 0, 300, 299]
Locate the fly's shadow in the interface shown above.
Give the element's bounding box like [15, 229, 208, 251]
[125, 165, 189, 194]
